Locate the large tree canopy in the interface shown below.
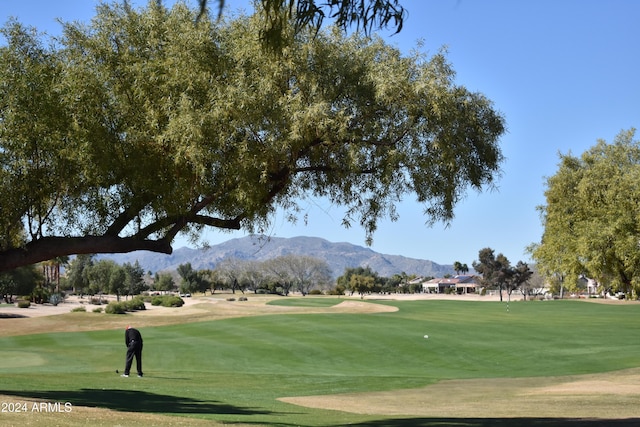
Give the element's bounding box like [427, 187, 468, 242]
[532, 129, 640, 296]
[0, 1, 505, 271]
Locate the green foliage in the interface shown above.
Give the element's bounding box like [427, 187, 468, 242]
[104, 297, 146, 314]
[85, 259, 133, 297]
[0, 1, 505, 271]
[71, 306, 87, 312]
[64, 255, 94, 295]
[30, 286, 50, 304]
[349, 274, 376, 296]
[473, 248, 532, 300]
[92, 307, 103, 313]
[123, 297, 146, 311]
[105, 296, 146, 313]
[154, 273, 176, 293]
[123, 261, 147, 296]
[0, 264, 41, 299]
[337, 266, 385, 294]
[151, 295, 184, 307]
[105, 301, 127, 314]
[328, 284, 346, 295]
[167, 296, 185, 307]
[17, 300, 30, 308]
[177, 263, 210, 294]
[533, 129, 640, 296]
[453, 261, 469, 275]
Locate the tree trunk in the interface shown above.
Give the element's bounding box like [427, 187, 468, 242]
[0, 236, 172, 272]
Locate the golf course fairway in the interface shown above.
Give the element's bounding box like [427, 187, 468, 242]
[1, 295, 639, 426]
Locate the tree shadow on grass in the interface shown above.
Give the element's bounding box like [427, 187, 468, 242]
[344, 418, 640, 427]
[0, 388, 273, 416]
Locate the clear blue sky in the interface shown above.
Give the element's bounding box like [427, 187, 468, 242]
[3, 1, 639, 267]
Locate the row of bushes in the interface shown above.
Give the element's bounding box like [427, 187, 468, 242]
[102, 295, 184, 314]
[105, 297, 147, 314]
[16, 294, 184, 313]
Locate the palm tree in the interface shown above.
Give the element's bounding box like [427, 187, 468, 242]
[42, 256, 69, 293]
[453, 261, 463, 275]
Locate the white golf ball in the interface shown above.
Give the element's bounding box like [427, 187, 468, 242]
[423, 335, 429, 339]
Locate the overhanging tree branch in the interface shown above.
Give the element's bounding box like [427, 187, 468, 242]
[0, 236, 173, 272]
[0, 4, 505, 272]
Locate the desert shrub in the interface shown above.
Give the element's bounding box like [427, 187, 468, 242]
[17, 300, 31, 308]
[238, 296, 248, 301]
[151, 295, 184, 307]
[92, 307, 103, 313]
[105, 301, 126, 314]
[31, 287, 49, 304]
[226, 297, 236, 301]
[123, 297, 146, 311]
[163, 296, 184, 307]
[71, 306, 87, 312]
[309, 289, 323, 295]
[50, 293, 64, 306]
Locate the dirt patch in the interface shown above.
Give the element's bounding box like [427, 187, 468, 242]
[279, 368, 640, 419]
[328, 300, 398, 313]
[526, 371, 640, 395]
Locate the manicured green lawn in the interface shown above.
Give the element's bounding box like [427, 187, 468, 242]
[1, 299, 639, 426]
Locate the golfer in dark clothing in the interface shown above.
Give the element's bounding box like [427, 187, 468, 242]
[123, 326, 143, 377]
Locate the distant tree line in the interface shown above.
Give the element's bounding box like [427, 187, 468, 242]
[1, 246, 543, 305]
[177, 255, 333, 296]
[65, 255, 147, 300]
[335, 266, 424, 297]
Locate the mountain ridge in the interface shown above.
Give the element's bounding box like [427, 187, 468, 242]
[100, 235, 454, 279]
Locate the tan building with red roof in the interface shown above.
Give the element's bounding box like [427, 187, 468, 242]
[422, 275, 480, 294]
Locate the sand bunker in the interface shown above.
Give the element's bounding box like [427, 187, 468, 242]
[279, 368, 640, 419]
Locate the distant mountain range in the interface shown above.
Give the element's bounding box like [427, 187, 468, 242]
[100, 236, 454, 279]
